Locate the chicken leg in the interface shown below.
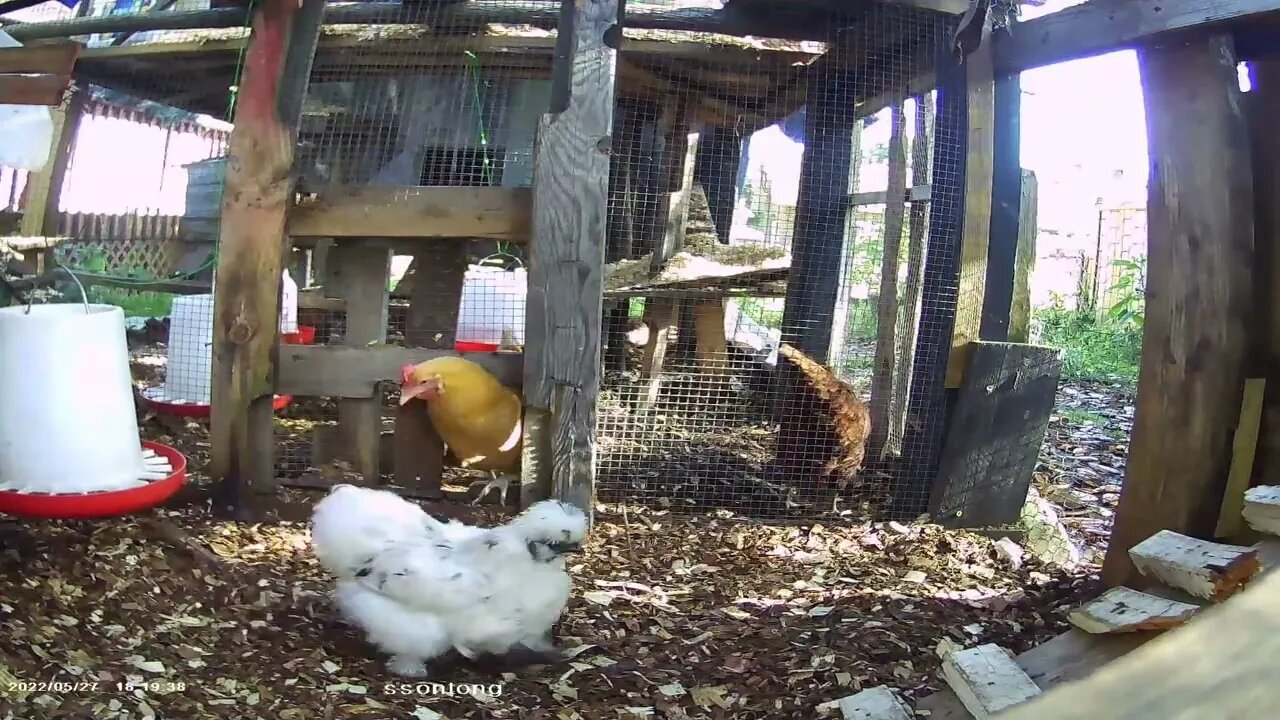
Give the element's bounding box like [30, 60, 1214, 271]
[470, 472, 511, 506]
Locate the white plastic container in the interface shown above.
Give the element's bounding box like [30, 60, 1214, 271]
[456, 266, 527, 346]
[280, 269, 298, 334]
[164, 294, 215, 404]
[0, 304, 145, 493]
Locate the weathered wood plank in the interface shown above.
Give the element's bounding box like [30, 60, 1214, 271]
[997, 569, 1280, 720]
[278, 345, 522, 398]
[1007, 170, 1038, 343]
[1101, 34, 1255, 588]
[868, 102, 907, 459]
[1216, 377, 1266, 538]
[946, 12, 995, 389]
[649, 95, 696, 274]
[994, 0, 1280, 76]
[941, 643, 1042, 719]
[0, 74, 68, 106]
[980, 64, 1022, 341]
[693, 125, 742, 245]
[210, 0, 326, 515]
[0, 41, 78, 75]
[836, 685, 914, 720]
[18, 88, 85, 273]
[931, 341, 1063, 528]
[639, 297, 680, 409]
[886, 94, 933, 458]
[1128, 530, 1260, 601]
[827, 119, 864, 368]
[692, 298, 728, 377]
[1068, 585, 1200, 634]
[520, 0, 619, 514]
[849, 185, 930, 207]
[331, 244, 390, 485]
[1248, 62, 1280, 494]
[1242, 486, 1280, 536]
[288, 186, 532, 240]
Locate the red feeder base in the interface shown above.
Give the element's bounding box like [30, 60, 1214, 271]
[0, 441, 187, 519]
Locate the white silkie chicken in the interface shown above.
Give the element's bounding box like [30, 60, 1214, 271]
[310, 484, 588, 677]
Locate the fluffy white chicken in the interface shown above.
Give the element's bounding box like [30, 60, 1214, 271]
[310, 484, 588, 677]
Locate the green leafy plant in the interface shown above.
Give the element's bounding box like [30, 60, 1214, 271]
[1107, 256, 1146, 331]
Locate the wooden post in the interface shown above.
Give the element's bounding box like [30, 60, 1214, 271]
[694, 125, 744, 245]
[827, 120, 864, 367]
[1246, 61, 1280, 494]
[331, 243, 390, 484]
[775, 48, 856, 483]
[520, 0, 620, 515]
[19, 88, 85, 273]
[209, 0, 326, 516]
[887, 95, 933, 457]
[945, 13, 995, 388]
[899, 60, 967, 519]
[1101, 34, 1255, 588]
[649, 95, 698, 275]
[1007, 169, 1038, 344]
[980, 65, 1021, 341]
[868, 103, 908, 459]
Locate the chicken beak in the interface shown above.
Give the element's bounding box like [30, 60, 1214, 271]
[398, 378, 438, 406]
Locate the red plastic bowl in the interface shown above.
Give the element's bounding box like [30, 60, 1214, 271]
[141, 393, 291, 419]
[0, 441, 187, 519]
[455, 340, 500, 352]
[282, 324, 316, 345]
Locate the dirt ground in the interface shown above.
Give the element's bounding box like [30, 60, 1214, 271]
[0, 357, 1118, 720]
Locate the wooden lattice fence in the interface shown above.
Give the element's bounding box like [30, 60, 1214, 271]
[53, 212, 187, 278]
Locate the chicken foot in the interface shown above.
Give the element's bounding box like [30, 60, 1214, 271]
[387, 654, 430, 678]
[470, 472, 513, 506]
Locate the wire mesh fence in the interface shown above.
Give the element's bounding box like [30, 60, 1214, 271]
[4, 0, 968, 523]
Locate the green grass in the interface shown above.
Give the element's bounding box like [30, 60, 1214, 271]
[87, 287, 176, 318]
[1060, 409, 1107, 424]
[1036, 306, 1142, 383]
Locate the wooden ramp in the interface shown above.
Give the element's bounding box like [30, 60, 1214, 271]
[828, 488, 1280, 720]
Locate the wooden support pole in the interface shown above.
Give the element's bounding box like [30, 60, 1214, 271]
[649, 94, 697, 275]
[1249, 62, 1280, 493]
[209, 0, 325, 516]
[886, 94, 933, 457]
[868, 103, 908, 460]
[1007, 169, 1038, 344]
[18, 87, 84, 274]
[827, 120, 864, 368]
[980, 64, 1022, 341]
[693, 125, 743, 245]
[330, 243, 390, 485]
[900, 60, 967, 519]
[1101, 34, 1255, 588]
[945, 14, 995, 388]
[775, 44, 856, 484]
[520, 0, 620, 515]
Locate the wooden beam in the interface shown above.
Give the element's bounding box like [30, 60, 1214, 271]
[520, 0, 619, 514]
[980, 64, 1021, 341]
[1249, 62, 1280, 492]
[1128, 530, 1261, 601]
[330, 244, 390, 485]
[649, 94, 697, 274]
[850, 185, 930, 206]
[278, 345, 522, 398]
[18, 88, 84, 273]
[828, 119, 865, 368]
[941, 644, 1042, 718]
[0, 40, 78, 74]
[638, 297, 680, 409]
[209, 0, 326, 516]
[993, 0, 1280, 76]
[897, 63, 966, 519]
[1067, 586, 1200, 634]
[997, 569, 1280, 720]
[1007, 169, 1038, 343]
[946, 13, 995, 389]
[0, 73, 69, 106]
[868, 102, 908, 459]
[288, 186, 531, 240]
[693, 125, 743, 245]
[1101, 34, 1255, 588]
[1216, 377, 1266, 538]
[886, 93, 933, 458]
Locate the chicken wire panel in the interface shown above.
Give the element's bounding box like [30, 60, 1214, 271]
[277, 0, 547, 484]
[596, 1, 961, 522]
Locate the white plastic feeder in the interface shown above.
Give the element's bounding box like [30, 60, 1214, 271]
[0, 304, 146, 493]
[158, 269, 298, 405]
[456, 265, 527, 346]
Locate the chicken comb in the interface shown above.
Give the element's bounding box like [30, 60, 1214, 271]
[400, 364, 417, 384]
